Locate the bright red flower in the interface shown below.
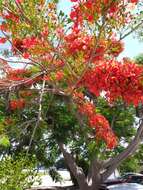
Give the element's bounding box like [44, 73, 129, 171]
[3, 12, 19, 23]
[0, 37, 7, 44]
[7, 69, 30, 81]
[82, 60, 143, 106]
[15, 0, 23, 4]
[22, 37, 38, 49]
[89, 113, 118, 149]
[10, 99, 25, 110]
[43, 75, 50, 81]
[0, 23, 8, 32]
[130, 0, 138, 3]
[23, 52, 30, 59]
[55, 71, 64, 81]
[78, 102, 95, 117]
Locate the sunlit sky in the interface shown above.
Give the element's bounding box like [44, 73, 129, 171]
[0, 0, 143, 60]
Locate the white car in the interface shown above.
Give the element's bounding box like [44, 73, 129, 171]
[108, 183, 143, 190]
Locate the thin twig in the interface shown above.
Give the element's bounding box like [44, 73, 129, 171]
[120, 20, 143, 40]
[26, 77, 46, 154]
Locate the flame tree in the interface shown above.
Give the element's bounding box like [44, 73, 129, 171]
[0, 0, 143, 189]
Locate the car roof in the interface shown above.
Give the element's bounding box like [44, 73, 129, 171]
[122, 173, 143, 177]
[109, 183, 143, 190]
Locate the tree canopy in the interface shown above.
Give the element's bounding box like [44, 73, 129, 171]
[0, 0, 143, 190]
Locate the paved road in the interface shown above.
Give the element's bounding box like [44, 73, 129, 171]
[32, 170, 73, 188]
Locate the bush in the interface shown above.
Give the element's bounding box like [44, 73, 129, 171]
[0, 154, 40, 190]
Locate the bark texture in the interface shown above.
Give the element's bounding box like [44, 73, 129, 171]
[58, 120, 143, 190]
[58, 142, 89, 190]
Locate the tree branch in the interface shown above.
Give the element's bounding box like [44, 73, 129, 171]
[26, 78, 46, 154]
[120, 20, 143, 40]
[87, 159, 102, 186]
[102, 120, 143, 181]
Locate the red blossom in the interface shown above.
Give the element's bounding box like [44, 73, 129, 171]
[3, 12, 19, 23]
[55, 71, 64, 80]
[78, 102, 95, 117]
[7, 69, 30, 81]
[15, 0, 23, 4]
[23, 52, 30, 59]
[82, 60, 143, 106]
[22, 37, 38, 49]
[43, 75, 50, 81]
[0, 37, 7, 44]
[130, 0, 138, 3]
[0, 23, 8, 31]
[89, 114, 117, 149]
[10, 99, 25, 110]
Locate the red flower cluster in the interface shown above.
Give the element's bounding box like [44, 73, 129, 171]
[55, 71, 64, 81]
[82, 60, 143, 106]
[65, 31, 124, 60]
[65, 32, 92, 56]
[78, 102, 95, 117]
[13, 37, 38, 52]
[89, 114, 117, 149]
[65, 32, 107, 61]
[0, 23, 8, 32]
[12, 37, 38, 58]
[7, 69, 30, 81]
[22, 37, 38, 49]
[70, 0, 138, 30]
[15, 0, 23, 4]
[130, 0, 138, 3]
[3, 11, 19, 23]
[10, 99, 25, 110]
[74, 92, 117, 149]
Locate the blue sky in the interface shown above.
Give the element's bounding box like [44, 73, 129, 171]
[58, 0, 72, 14]
[120, 35, 143, 59]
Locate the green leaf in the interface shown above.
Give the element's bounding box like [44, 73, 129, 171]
[53, 0, 59, 3]
[0, 136, 10, 147]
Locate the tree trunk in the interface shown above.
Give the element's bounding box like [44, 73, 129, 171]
[79, 185, 100, 190]
[58, 141, 103, 190]
[87, 159, 102, 190]
[58, 142, 89, 189]
[88, 182, 101, 190]
[79, 183, 101, 190]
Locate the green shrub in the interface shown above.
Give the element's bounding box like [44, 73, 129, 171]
[0, 155, 40, 190]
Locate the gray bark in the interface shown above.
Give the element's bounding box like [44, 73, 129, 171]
[58, 109, 143, 189]
[87, 159, 102, 190]
[58, 142, 89, 189]
[102, 120, 143, 181]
